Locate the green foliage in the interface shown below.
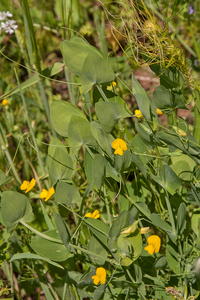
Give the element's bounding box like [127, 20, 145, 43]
[1, 0, 200, 299]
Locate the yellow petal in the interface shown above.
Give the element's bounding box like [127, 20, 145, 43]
[96, 267, 106, 284]
[156, 108, 163, 115]
[92, 210, 100, 219]
[25, 178, 35, 193]
[135, 109, 143, 118]
[1, 99, 9, 106]
[20, 181, 29, 191]
[85, 212, 92, 218]
[114, 147, 123, 156]
[118, 139, 127, 151]
[112, 138, 120, 150]
[48, 187, 55, 198]
[144, 244, 155, 255]
[96, 267, 106, 276]
[40, 189, 48, 199]
[92, 275, 100, 285]
[147, 235, 161, 253]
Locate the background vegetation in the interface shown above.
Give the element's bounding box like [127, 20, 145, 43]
[1, 0, 200, 299]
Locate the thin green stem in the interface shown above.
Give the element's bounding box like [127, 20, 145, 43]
[172, 109, 177, 127]
[35, 70, 57, 137]
[0, 123, 21, 184]
[10, 262, 14, 299]
[69, 243, 117, 265]
[85, 145, 94, 159]
[103, 185, 112, 227]
[164, 192, 176, 234]
[20, 221, 63, 244]
[125, 268, 136, 283]
[97, 85, 109, 102]
[14, 68, 49, 189]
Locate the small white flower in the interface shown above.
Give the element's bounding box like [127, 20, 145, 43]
[0, 11, 13, 21]
[1, 20, 18, 34]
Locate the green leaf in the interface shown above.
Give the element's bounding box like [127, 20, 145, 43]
[93, 86, 130, 109]
[109, 210, 129, 240]
[40, 200, 54, 230]
[84, 149, 94, 184]
[191, 208, 200, 238]
[95, 102, 131, 133]
[166, 244, 180, 274]
[30, 229, 72, 262]
[131, 153, 147, 178]
[0, 170, 12, 186]
[150, 213, 176, 242]
[84, 218, 109, 247]
[50, 100, 86, 137]
[55, 181, 81, 206]
[60, 37, 115, 94]
[132, 74, 152, 121]
[153, 85, 186, 110]
[60, 37, 92, 76]
[177, 203, 187, 235]
[114, 150, 131, 172]
[10, 253, 64, 269]
[1, 191, 34, 232]
[150, 63, 184, 90]
[131, 134, 152, 165]
[79, 50, 115, 93]
[156, 131, 200, 163]
[47, 138, 74, 185]
[116, 230, 142, 266]
[68, 115, 97, 154]
[53, 213, 74, 252]
[93, 154, 105, 190]
[154, 256, 168, 270]
[135, 119, 161, 149]
[125, 195, 151, 219]
[170, 154, 196, 181]
[150, 165, 181, 195]
[90, 121, 113, 157]
[88, 235, 108, 265]
[93, 284, 106, 300]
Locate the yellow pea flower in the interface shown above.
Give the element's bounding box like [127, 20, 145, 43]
[112, 138, 127, 156]
[20, 178, 36, 193]
[1, 99, 9, 106]
[112, 81, 116, 87]
[134, 109, 143, 118]
[144, 235, 161, 255]
[85, 210, 100, 219]
[156, 108, 163, 115]
[92, 267, 106, 285]
[40, 187, 55, 202]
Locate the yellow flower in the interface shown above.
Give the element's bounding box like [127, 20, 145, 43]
[1, 99, 9, 106]
[85, 210, 100, 219]
[144, 235, 161, 255]
[156, 108, 163, 115]
[135, 109, 143, 118]
[112, 81, 116, 87]
[40, 187, 55, 202]
[112, 138, 127, 156]
[92, 267, 106, 285]
[20, 178, 36, 193]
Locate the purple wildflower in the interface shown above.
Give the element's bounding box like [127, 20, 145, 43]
[189, 5, 195, 15]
